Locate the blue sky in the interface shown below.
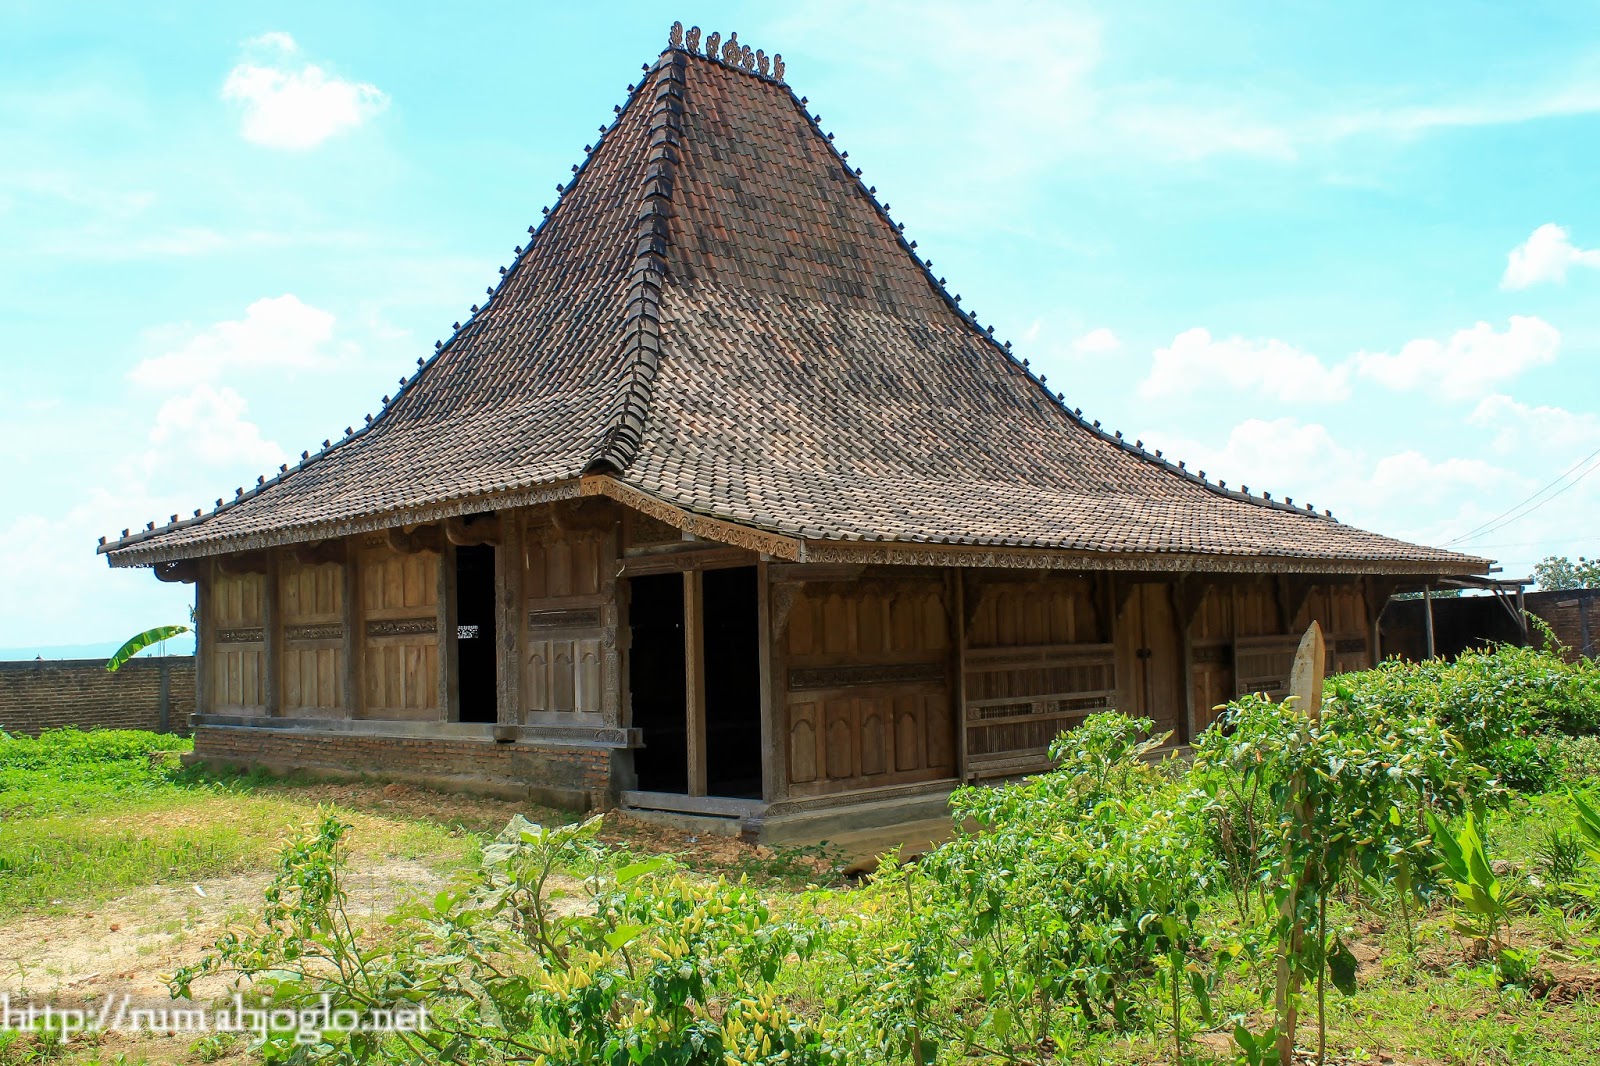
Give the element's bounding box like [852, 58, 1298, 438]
[4, 1, 1600, 656]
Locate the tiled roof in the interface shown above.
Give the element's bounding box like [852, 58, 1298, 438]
[102, 33, 1487, 575]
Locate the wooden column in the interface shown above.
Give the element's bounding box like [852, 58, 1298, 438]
[496, 511, 523, 725]
[952, 569, 969, 781]
[438, 541, 459, 721]
[684, 569, 707, 797]
[341, 544, 360, 718]
[194, 569, 212, 716]
[756, 558, 784, 802]
[264, 552, 282, 717]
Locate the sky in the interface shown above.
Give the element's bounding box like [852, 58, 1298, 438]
[4, 0, 1600, 658]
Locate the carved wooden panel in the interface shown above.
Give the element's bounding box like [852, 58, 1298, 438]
[782, 578, 954, 794]
[964, 643, 1116, 775]
[358, 544, 439, 720]
[210, 569, 265, 713]
[280, 559, 344, 715]
[527, 637, 603, 713]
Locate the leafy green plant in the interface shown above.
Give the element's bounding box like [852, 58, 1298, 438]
[104, 624, 189, 672]
[1427, 801, 1514, 954]
[173, 810, 837, 1064]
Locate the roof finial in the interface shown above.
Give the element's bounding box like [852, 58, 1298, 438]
[757, 49, 769, 76]
[722, 32, 740, 64]
[705, 31, 721, 58]
[773, 54, 784, 81]
[669, 20, 684, 48]
[686, 25, 701, 53]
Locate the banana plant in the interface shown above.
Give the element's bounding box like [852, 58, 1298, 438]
[1571, 790, 1600, 901]
[105, 625, 190, 672]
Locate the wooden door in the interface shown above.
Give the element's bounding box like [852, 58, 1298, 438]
[1115, 583, 1184, 739]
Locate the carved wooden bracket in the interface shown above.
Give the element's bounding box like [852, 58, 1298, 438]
[446, 513, 502, 547]
[1171, 574, 1209, 632]
[289, 539, 347, 566]
[386, 524, 442, 555]
[152, 559, 199, 583]
[770, 582, 800, 637]
[216, 551, 268, 575]
[1283, 576, 1317, 629]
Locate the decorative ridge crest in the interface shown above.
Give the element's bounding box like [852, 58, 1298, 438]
[667, 22, 784, 82]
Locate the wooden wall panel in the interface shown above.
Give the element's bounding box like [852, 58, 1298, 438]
[358, 542, 440, 720]
[521, 505, 617, 721]
[1293, 582, 1373, 676]
[781, 576, 955, 795]
[961, 575, 1115, 775]
[209, 569, 266, 714]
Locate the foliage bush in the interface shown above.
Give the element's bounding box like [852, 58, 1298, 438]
[0, 727, 193, 816]
[1332, 644, 1600, 793]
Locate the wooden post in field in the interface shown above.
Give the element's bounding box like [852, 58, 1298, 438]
[1423, 585, 1436, 660]
[1275, 620, 1326, 1065]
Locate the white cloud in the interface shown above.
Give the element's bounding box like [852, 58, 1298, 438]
[1469, 394, 1600, 454]
[1502, 223, 1600, 289]
[222, 33, 388, 149]
[146, 384, 286, 472]
[1140, 327, 1349, 404]
[130, 294, 339, 387]
[1071, 327, 1121, 355]
[1349, 316, 1559, 400]
[1367, 451, 1517, 508]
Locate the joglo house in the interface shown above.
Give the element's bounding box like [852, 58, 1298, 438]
[99, 25, 1488, 842]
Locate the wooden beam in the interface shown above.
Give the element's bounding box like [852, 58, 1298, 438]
[195, 563, 213, 715]
[496, 512, 523, 725]
[1423, 585, 1437, 660]
[619, 545, 758, 577]
[438, 540, 459, 721]
[289, 540, 346, 566]
[341, 544, 360, 718]
[1177, 581, 1197, 745]
[216, 550, 268, 575]
[757, 557, 783, 802]
[684, 570, 707, 797]
[264, 552, 281, 717]
[953, 568, 970, 782]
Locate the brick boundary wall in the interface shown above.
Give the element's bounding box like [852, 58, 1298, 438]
[0, 656, 195, 736]
[191, 724, 614, 811]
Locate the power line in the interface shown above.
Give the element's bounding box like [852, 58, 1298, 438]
[1444, 443, 1600, 546]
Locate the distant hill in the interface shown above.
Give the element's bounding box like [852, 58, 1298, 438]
[0, 635, 196, 662]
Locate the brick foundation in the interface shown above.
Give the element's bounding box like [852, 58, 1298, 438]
[191, 721, 616, 810]
[0, 657, 194, 736]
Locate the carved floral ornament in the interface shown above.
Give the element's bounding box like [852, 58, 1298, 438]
[668, 21, 784, 81]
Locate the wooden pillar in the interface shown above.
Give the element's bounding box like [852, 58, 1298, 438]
[684, 569, 707, 797]
[953, 569, 969, 782]
[756, 558, 784, 802]
[496, 512, 523, 725]
[341, 544, 360, 718]
[438, 541, 459, 721]
[1423, 585, 1436, 660]
[263, 552, 282, 717]
[194, 569, 212, 716]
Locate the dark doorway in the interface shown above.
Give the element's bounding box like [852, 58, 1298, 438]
[703, 566, 761, 798]
[455, 545, 498, 723]
[628, 573, 687, 792]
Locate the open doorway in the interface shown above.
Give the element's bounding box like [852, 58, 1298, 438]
[628, 573, 687, 792]
[455, 545, 498, 723]
[703, 566, 761, 798]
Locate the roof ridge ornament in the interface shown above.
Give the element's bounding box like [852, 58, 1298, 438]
[671, 23, 785, 82]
